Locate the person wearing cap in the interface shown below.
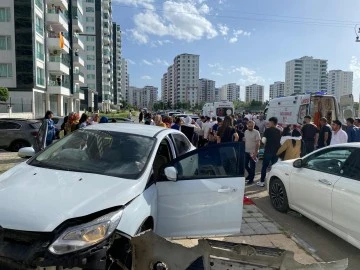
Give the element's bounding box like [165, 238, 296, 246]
[330, 120, 348, 145]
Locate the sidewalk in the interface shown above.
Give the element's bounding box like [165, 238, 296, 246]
[173, 203, 318, 265]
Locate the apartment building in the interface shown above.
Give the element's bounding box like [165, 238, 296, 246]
[199, 78, 215, 102]
[0, 0, 86, 117]
[327, 70, 353, 101]
[121, 58, 129, 103]
[269, 81, 285, 99]
[128, 85, 157, 109]
[220, 83, 240, 101]
[161, 72, 168, 103]
[112, 23, 122, 106]
[214, 87, 220, 102]
[285, 56, 328, 96]
[245, 84, 264, 103]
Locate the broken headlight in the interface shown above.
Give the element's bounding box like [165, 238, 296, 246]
[49, 209, 123, 255]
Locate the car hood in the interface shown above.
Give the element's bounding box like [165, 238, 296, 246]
[0, 163, 144, 232]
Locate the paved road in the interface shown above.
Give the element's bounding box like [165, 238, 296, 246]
[248, 160, 360, 269]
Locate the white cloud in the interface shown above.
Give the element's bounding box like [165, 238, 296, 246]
[141, 75, 152, 80]
[350, 56, 360, 79]
[153, 58, 170, 66]
[211, 72, 223, 76]
[127, 59, 136, 65]
[112, 0, 155, 9]
[217, 23, 229, 36]
[142, 59, 153, 66]
[232, 66, 264, 85]
[229, 37, 237, 43]
[208, 62, 224, 70]
[129, 0, 218, 44]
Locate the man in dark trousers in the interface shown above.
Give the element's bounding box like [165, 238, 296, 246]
[138, 110, 143, 123]
[258, 117, 281, 187]
[318, 117, 332, 148]
[301, 115, 318, 154]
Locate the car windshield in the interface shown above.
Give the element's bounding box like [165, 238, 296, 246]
[29, 129, 155, 179]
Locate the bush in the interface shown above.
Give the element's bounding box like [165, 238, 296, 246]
[0, 87, 9, 102]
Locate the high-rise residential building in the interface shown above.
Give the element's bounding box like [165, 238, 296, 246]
[161, 73, 167, 103]
[0, 0, 86, 118]
[245, 84, 264, 103]
[162, 54, 199, 107]
[95, 0, 113, 111]
[269, 81, 285, 99]
[220, 83, 240, 101]
[121, 58, 129, 102]
[199, 79, 215, 102]
[128, 86, 158, 109]
[327, 70, 353, 101]
[112, 23, 122, 106]
[285, 56, 328, 96]
[214, 87, 221, 102]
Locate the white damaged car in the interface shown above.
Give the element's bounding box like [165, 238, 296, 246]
[0, 123, 245, 269]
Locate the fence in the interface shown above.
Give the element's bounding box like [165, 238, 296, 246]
[0, 98, 33, 113]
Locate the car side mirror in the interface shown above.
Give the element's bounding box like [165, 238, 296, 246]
[18, 147, 36, 158]
[293, 159, 303, 168]
[164, 167, 177, 181]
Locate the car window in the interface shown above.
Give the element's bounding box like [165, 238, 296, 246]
[29, 122, 42, 129]
[171, 143, 244, 180]
[153, 139, 173, 179]
[30, 130, 156, 180]
[303, 148, 354, 175]
[171, 133, 191, 156]
[340, 149, 360, 181]
[0, 121, 21, 130]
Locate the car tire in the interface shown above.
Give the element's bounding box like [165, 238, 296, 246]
[9, 140, 30, 152]
[269, 177, 289, 213]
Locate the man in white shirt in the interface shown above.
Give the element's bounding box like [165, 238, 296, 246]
[244, 121, 261, 185]
[330, 120, 348, 145]
[202, 116, 213, 142]
[255, 114, 266, 134]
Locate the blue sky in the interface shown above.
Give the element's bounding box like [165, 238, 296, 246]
[112, 0, 360, 101]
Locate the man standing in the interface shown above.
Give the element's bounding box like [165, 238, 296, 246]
[138, 110, 143, 123]
[330, 120, 348, 145]
[244, 121, 261, 185]
[301, 115, 318, 154]
[258, 117, 281, 187]
[355, 118, 360, 128]
[255, 114, 266, 135]
[346, 118, 360, 142]
[201, 116, 212, 146]
[318, 117, 332, 148]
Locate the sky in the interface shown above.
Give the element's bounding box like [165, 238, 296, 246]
[112, 0, 360, 102]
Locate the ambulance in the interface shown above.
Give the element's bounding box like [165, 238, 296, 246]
[202, 101, 234, 118]
[264, 93, 354, 127]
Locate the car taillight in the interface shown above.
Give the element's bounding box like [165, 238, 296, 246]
[31, 131, 38, 137]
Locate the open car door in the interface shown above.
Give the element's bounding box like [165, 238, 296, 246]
[33, 119, 48, 153]
[156, 142, 245, 238]
[339, 94, 354, 123]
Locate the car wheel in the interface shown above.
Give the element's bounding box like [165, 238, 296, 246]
[9, 140, 30, 152]
[269, 177, 289, 213]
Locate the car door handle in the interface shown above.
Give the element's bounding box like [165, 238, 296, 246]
[217, 187, 236, 193]
[318, 179, 332, 186]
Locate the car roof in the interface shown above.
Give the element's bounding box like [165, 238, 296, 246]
[84, 123, 172, 137]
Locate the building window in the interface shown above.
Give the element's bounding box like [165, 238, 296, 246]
[86, 7, 94, 12]
[87, 55, 95, 60]
[86, 0, 95, 2]
[86, 36, 95, 41]
[86, 16, 95, 22]
[85, 26, 95, 33]
[35, 15, 44, 36]
[87, 74, 95, 80]
[86, 45, 95, 51]
[36, 41, 44, 61]
[0, 63, 12, 77]
[36, 67, 45, 86]
[87, 64, 95, 70]
[35, 0, 43, 9]
[0, 8, 10, 22]
[0, 36, 11, 50]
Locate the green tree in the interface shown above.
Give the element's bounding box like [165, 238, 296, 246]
[0, 87, 9, 102]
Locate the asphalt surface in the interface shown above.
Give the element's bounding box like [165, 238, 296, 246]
[248, 159, 360, 269]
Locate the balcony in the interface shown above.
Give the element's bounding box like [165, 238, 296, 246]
[103, 35, 110, 45]
[103, 49, 110, 61]
[47, 33, 70, 54]
[103, 25, 110, 35]
[103, 0, 110, 9]
[74, 71, 85, 83]
[48, 56, 70, 75]
[72, 0, 84, 15]
[47, 0, 68, 11]
[73, 86, 85, 100]
[73, 55, 85, 67]
[72, 17, 84, 33]
[48, 80, 71, 96]
[103, 61, 111, 70]
[73, 36, 84, 50]
[46, 9, 68, 32]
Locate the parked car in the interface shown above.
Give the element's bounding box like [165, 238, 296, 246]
[110, 117, 134, 123]
[4, 123, 245, 269]
[267, 143, 360, 249]
[0, 118, 41, 152]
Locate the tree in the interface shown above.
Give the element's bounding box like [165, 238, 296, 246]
[0, 87, 9, 102]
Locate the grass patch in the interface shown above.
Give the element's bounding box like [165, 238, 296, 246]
[99, 111, 138, 118]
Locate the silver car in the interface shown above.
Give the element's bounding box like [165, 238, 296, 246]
[0, 119, 41, 152]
